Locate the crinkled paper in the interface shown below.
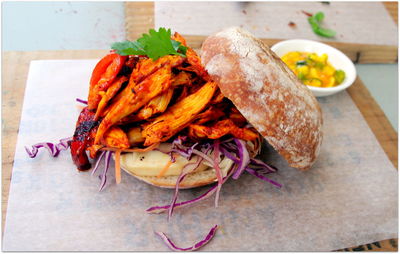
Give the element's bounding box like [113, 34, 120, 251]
[3, 60, 397, 251]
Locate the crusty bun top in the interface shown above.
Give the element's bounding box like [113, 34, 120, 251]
[200, 27, 323, 170]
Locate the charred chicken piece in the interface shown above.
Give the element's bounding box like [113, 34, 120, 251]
[70, 107, 99, 170]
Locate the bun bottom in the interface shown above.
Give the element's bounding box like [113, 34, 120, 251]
[119, 138, 260, 189]
[122, 167, 224, 189]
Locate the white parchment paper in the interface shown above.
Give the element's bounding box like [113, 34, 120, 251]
[155, 2, 398, 46]
[3, 60, 398, 251]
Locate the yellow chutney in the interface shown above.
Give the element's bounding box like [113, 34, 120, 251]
[281, 51, 346, 88]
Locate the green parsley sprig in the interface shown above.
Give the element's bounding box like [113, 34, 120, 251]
[111, 28, 187, 60]
[308, 12, 336, 38]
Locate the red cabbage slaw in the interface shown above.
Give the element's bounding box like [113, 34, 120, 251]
[146, 167, 235, 214]
[76, 98, 88, 105]
[146, 137, 282, 251]
[147, 137, 282, 216]
[98, 151, 113, 191]
[25, 137, 72, 158]
[212, 139, 223, 207]
[168, 156, 203, 220]
[25, 133, 281, 251]
[155, 225, 218, 251]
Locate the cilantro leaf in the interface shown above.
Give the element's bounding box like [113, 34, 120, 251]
[171, 40, 187, 57]
[307, 11, 336, 38]
[111, 40, 146, 56]
[314, 11, 324, 22]
[111, 28, 188, 60]
[315, 27, 336, 38]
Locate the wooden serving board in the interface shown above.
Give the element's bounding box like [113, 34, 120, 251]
[125, 2, 398, 64]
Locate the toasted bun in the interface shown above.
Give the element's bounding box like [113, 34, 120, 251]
[200, 27, 323, 170]
[121, 154, 235, 189]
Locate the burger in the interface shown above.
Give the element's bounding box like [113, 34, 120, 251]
[69, 27, 322, 200]
[26, 26, 323, 250]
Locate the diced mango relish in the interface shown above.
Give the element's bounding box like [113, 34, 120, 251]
[281, 51, 346, 88]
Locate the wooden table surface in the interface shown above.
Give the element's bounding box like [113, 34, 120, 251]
[2, 2, 398, 251]
[125, 2, 398, 64]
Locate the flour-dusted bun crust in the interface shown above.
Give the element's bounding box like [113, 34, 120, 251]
[201, 27, 323, 170]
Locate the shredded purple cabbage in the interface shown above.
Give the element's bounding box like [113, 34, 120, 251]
[212, 139, 223, 207]
[91, 151, 106, 176]
[147, 184, 217, 214]
[231, 139, 250, 179]
[149, 137, 282, 220]
[76, 98, 88, 105]
[26, 135, 114, 192]
[155, 225, 218, 251]
[171, 137, 199, 160]
[190, 149, 214, 165]
[249, 158, 277, 173]
[147, 167, 234, 214]
[220, 141, 237, 151]
[168, 157, 203, 220]
[219, 146, 239, 163]
[245, 167, 282, 188]
[26, 133, 281, 251]
[99, 151, 112, 191]
[168, 152, 177, 163]
[25, 137, 72, 158]
[200, 142, 212, 153]
[26, 133, 281, 250]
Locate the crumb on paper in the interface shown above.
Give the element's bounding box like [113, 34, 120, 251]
[288, 21, 297, 28]
[242, 10, 247, 15]
[302, 10, 313, 17]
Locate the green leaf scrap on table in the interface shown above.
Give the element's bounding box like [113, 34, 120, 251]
[308, 11, 336, 38]
[111, 27, 187, 60]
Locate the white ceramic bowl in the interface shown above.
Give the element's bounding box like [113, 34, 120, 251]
[271, 39, 356, 97]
